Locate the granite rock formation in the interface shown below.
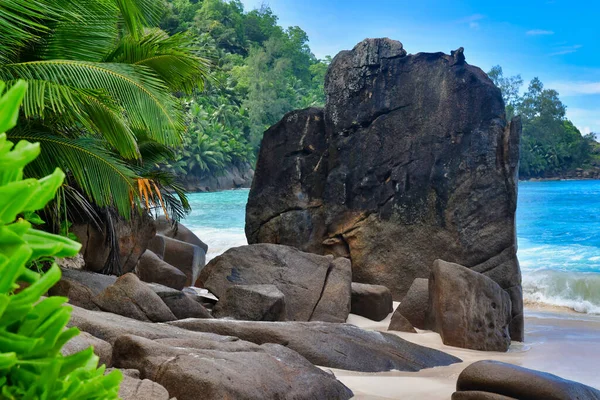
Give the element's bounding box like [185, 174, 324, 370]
[246, 38, 523, 340]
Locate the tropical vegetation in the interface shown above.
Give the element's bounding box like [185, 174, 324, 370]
[489, 66, 598, 179]
[0, 81, 121, 399]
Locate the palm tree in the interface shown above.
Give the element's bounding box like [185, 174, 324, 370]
[0, 0, 212, 218]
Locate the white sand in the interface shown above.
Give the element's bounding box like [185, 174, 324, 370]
[330, 302, 600, 399]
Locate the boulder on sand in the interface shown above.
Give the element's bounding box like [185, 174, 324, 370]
[350, 282, 393, 321]
[388, 311, 417, 333]
[169, 319, 461, 372]
[213, 284, 286, 321]
[136, 250, 187, 290]
[245, 38, 523, 341]
[454, 360, 600, 400]
[93, 273, 176, 322]
[395, 278, 429, 329]
[161, 236, 205, 287]
[198, 244, 351, 323]
[112, 335, 353, 400]
[429, 260, 512, 352]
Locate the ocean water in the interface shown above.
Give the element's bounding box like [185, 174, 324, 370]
[183, 181, 600, 314]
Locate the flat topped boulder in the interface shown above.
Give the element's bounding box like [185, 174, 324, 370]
[245, 38, 523, 341]
[197, 244, 351, 323]
[213, 284, 286, 321]
[169, 319, 461, 372]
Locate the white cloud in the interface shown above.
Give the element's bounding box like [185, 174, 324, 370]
[526, 29, 554, 36]
[550, 44, 583, 56]
[548, 82, 600, 96]
[457, 14, 485, 29]
[469, 22, 480, 29]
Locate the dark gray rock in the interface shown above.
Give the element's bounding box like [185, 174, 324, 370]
[161, 236, 205, 287]
[113, 335, 353, 400]
[49, 276, 99, 311]
[395, 278, 429, 329]
[350, 282, 393, 321]
[452, 391, 517, 400]
[454, 360, 600, 400]
[168, 319, 461, 372]
[155, 217, 208, 252]
[388, 311, 417, 333]
[93, 273, 176, 322]
[136, 250, 187, 290]
[213, 284, 286, 321]
[59, 268, 117, 296]
[429, 260, 512, 352]
[197, 244, 351, 322]
[183, 164, 255, 193]
[147, 283, 212, 319]
[62, 331, 112, 367]
[245, 38, 523, 340]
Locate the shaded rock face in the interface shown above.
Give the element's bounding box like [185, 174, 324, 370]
[388, 311, 417, 333]
[395, 278, 429, 329]
[213, 284, 286, 321]
[454, 360, 600, 400]
[113, 335, 353, 400]
[111, 369, 171, 400]
[147, 283, 212, 320]
[62, 331, 112, 367]
[161, 236, 205, 287]
[198, 244, 351, 322]
[245, 38, 523, 340]
[350, 282, 393, 321]
[155, 217, 208, 252]
[429, 260, 512, 352]
[169, 319, 461, 373]
[136, 250, 187, 290]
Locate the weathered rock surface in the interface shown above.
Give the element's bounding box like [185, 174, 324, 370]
[395, 278, 429, 329]
[113, 335, 353, 400]
[198, 244, 351, 322]
[93, 273, 176, 322]
[168, 319, 461, 372]
[62, 331, 112, 367]
[429, 260, 512, 351]
[73, 212, 156, 275]
[182, 163, 255, 193]
[454, 360, 600, 400]
[59, 268, 117, 295]
[148, 283, 212, 319]
[245, 38, 523, 340]
[452, 392, 516, 400]
[161, 236, 205, 286]
[107, 369, 171, 400]
[155, 217, 208, 252]
[388, 310, 417, 333]
[49, 277, 99, 310]
[213, 284, 286, 321]
[136, 250, 187, 290]
[350, 282, 393, 321]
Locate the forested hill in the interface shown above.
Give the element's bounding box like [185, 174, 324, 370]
[157, 0, 329, 189]
[160, 0, 598, 186]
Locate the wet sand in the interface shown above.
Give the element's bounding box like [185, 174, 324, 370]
[332, 304, 600, 399]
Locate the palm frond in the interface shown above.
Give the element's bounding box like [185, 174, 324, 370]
[0, 60, 184, 145]
[105, 29, 214, 93]
[7, 128, 138, 216]
[113, 0, 163, 39]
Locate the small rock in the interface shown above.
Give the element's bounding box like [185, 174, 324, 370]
[213, 284, 286, 321]
[106, 368, 170, 400]
[136, 250, 187, 290]
[93, 273, 176, 322]
[388, 311, 417, 333]
[454, 360, 600, 400]
[396, 278, 429, 329]
[148, 283, 212, 319]
[429, 260, 512, 352]
[350, 282, 393, 321]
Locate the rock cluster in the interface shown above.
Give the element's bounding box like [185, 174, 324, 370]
[245, 37, 523, 341]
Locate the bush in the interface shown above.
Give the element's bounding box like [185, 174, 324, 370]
[0, 81, 122, 398]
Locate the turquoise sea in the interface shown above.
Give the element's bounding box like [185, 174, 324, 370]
[182, 181, 600, 315]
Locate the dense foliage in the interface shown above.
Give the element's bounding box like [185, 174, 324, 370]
[1, 0, 208, 220]
[0, 81, 121, 399]
[158, 0, 329, 179]
[489, 66, 598, 179]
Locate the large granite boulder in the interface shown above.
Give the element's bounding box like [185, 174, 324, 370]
[155, 217, 208, 252]
[110, 369, 171, 400]
[394, 278, 429, 329]
[197, 244, 352, 322]
[245, 38, 523, 340]
[113, 335, 353, 400]
[93, 273, 176, 322]
[388, 311, 417, 333]
[429, 260, 512, 352]
[213, 284, 286, 321]
[62, 331, 112, 367]
[136, 250, 187, 290]
[169, 319, 461, 372]
[350, 282, 393, 321]
[454, 360, 600, 400]
[72, 212, 156, 275]
[161, 236, 205, 286]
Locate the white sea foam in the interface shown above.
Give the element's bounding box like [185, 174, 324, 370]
[522, 270, 600, 315]
[192, 227, 247, 261]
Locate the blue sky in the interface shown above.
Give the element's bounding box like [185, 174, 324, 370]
[240, 0, 600, 134]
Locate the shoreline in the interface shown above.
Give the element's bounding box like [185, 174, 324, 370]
[335, 304, 600, 399]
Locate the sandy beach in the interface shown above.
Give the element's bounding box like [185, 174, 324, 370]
[331, 303, 600, 399]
